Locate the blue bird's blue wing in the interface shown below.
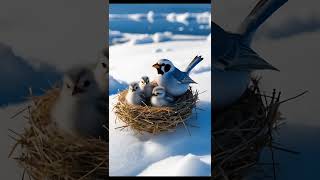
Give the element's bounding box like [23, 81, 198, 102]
[172, 68, 197, 84]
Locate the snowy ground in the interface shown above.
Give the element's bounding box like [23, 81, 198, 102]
[109, 33, 211, 176]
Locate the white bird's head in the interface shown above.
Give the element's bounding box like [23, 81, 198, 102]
[152, 86, 166, 98]
[128, 82, 140, 93]
[62, 67, 98, 98]
[152, 59, 175, 75]
[139, 76, 150, 87]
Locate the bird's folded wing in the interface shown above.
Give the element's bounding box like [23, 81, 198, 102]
[172, 68, 197, 84]
[225, 44, 279, 71]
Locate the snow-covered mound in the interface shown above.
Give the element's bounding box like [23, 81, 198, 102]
[109, 75, 128, 95]
[0, 43, 61, 106]
[109, 33, 211, 176]
[138, 154, 211, 176]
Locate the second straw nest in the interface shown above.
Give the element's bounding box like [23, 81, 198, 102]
[9, 88, 108, 180]
[114, 85, 199, 134]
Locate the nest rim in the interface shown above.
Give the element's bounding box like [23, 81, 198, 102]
[113, 88, 199, 134]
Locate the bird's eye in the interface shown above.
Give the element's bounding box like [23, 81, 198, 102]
[164, 64, 171, 72]
[84, 80, 90, 87]
[101, 62, 107, 68]
[66, 84, 71, 89]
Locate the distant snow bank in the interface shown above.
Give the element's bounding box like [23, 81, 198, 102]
[110, 11, 211, 26]
[109, 30, 208, 46]
[166, 12, 211, 25]
[130, 32, 173, 45]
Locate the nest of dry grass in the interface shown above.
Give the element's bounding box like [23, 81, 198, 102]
[9, 88, 108, 180]
[213, 78, 307, 180]
[114, 87, 199, 134]
[213, 78, 283, 180]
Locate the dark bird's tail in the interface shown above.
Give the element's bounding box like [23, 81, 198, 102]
[185, 56, 204, 74]
[237, 0, 288, 44]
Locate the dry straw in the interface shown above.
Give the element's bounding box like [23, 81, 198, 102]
[9, 88, 108, 180]
[114, 87, 199, 134]
[213, 78, 306, 180]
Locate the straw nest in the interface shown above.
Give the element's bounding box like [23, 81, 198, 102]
[114, 86, 199, 134]
[213, 78, 284, 180]
[9, 88, 108, 180]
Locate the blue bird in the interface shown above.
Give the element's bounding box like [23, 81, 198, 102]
[153, 56, 203, 96]
[213, 0, 287, 109]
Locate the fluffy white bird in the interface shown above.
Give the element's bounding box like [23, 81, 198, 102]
[51, 67, 106, 139]
[152, 56, 203, 97]
[139, 76, 153, 99]
[213, 0, 286, 110]
[125, 82, 145, 105]
[93, 48, 108, 98]
[151, 86, 174, 107]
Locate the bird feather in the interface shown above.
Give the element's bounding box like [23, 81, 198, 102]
[185, 55, 204, 74]
[172, 68, 196, 84]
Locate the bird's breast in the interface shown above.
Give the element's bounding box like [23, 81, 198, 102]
[213, 69, 250, 110]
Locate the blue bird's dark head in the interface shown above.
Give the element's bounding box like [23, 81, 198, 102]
[152, 59, 175, 75]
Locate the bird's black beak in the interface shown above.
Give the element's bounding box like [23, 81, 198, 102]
[153, 63, 165, 75]
[152, 63, 161, 69]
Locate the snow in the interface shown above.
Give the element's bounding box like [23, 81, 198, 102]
[146, 11, 155, 23]
[0, 43, 61, 106]
[129, 32, 173, 45]
[110, 11, 211, 27]
[195, 12, 211, 25]
[109, 32, 211, 176]
[165, 12, 211, 26]
[110, 11, 156, 23]
[138, 154, 211, 176]
[166, 13, 192, 25]
[109, 75, 128, 95]
[128, 14, 145, 22]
